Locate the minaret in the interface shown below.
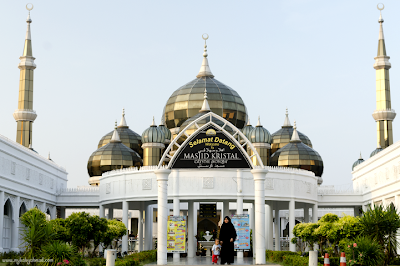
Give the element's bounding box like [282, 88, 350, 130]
[13, 5, 37, 148]
[372, 4, 396, 148]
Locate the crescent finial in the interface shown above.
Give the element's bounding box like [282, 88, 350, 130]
[377, 3, 384, 11]
[26, 3, 34, 11]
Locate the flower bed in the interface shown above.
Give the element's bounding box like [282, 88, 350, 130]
[115, 250, 157, 266]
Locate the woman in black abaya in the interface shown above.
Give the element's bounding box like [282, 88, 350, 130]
[219, 216, 237, 265]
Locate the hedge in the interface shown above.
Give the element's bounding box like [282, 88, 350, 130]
[265, 250, 298, 262]
[266, 250, 327, 266]
[115, 250, 157, 266]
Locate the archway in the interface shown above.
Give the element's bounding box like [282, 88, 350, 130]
[3, 199, 12, 251]
[197, 218, 218, 240]
[19, 202, 27, 249]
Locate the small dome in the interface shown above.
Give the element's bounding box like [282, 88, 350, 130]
[352, 153, 364, 171]
[270, 121, 323, 178]
[88, 129, 142, 178]
[271, 109, 312, 154]
[142, 118, 165, 144]
[248, 117, 271, 144]
[162, 41, 247, 130]
[241, 120, 254, 140]
[370, 144, 384, 158]
[158, 123, 172, 144]
[98, 110, 143, 157]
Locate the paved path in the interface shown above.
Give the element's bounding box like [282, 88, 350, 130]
[145, 257, 281, 265]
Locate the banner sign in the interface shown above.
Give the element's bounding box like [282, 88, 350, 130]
[199, 203, 217, 218]
[231, 214, 250, 250]
[167, 216, 187, 253]
[171, 124, 251, 169]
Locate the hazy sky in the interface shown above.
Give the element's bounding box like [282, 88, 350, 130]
[1, 0, 399, 188]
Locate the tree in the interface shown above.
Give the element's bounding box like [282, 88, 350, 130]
[88, 216, 108, 257]
[65, 212, 94, 252]
[20, 208, 54, 259]
[101, 219, 127, 250]
[292, 223, 318, 251]
[49, 218, 70, 243]
[359, 204, 400, 265]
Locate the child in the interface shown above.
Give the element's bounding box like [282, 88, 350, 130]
[212, 238, 221, 264]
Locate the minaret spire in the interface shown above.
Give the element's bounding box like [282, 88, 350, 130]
[196, 34, 214, 78]
[13, 4, 37, 148]
[118, 108, 128, 128]
[110, 121, 121, 143]
[372, 3, 396, 148]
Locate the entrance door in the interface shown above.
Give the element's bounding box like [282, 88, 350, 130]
[3, 200, 12, 251]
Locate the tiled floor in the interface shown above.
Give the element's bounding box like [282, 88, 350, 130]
[145, 256, 281, 265]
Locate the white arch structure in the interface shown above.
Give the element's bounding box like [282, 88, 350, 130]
[154, 112, 268, 265]
[158, 112, 264, 169]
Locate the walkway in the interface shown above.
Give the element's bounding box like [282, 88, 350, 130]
[145, 257, 281, 265]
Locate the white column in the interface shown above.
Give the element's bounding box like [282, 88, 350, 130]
[237, 170, 244, 260]
[304, 204, 309, 223]
[122, 200, 129, 253]
[249, 203, 255, 255]
[274, 208, 280, 251]
[312, 203, 318, 251]
[265, 201, 273, 250]
[42, 202, 46, 214]
[251, 168, 267, 264]
[222, 200, 229, 220]
[0, 191, 4, 253]
[187, 200, 195, 258]
[289, 199, 296, 252]
[99, 205, 105, 218]
[29, 199, 34, 210]
[11, 196, 20, 252]
[138, 202, 144, 252]
[145, 204, 153, 250]
[109, 208, 114, 219]
[155, 169, 170, 265]
[173, 170, 180, 261]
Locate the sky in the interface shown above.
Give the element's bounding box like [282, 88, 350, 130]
[0, 0, 399, 188]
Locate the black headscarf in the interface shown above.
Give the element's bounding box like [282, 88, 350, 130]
[219, 216, 237, 242]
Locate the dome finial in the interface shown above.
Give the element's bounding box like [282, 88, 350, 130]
[377, 143, 382, 149]
[200, 88, 211, 112]
[47, 152, 50, 160]
[359, 152, 363, 160]
[290, 120, 301, 142]
[110, 121, 121, 143]
[196, 34, 215, 78]
[118, 108, 128, 127]
[257, 116, 261, 126]
[247, 118, 251, 126]
[151, 116, 156, 126]
[283, 108, 292, 127]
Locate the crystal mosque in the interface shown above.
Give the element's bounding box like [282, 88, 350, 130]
[0, 4, 399, 265]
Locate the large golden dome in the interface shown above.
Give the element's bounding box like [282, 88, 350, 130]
[163, 41, 247, 130]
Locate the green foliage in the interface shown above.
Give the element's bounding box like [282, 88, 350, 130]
[20, 208, 54, 259]
[40, 241, 76, 266]
[88, 216, 108, 256]
[49, 219, 70, 243]
[84, 257, 106, 266]
[359, 204, 400, 265]
[64, 212, 94, 252]
[265, 250, 298, 262]
[340, 236, 384, 266]
[319, 213, 339, 223]
[114, 250, 157, 266]
[101, 219, 127, 250]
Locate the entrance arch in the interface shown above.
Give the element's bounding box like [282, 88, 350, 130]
[3, 199, 12, 251]
[19, 202, 27, 249]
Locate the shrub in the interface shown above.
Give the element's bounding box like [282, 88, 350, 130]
[317, 257, 340, 266]
[265, 250, 297, 262]
[340, 236, 384, 266]
[40, 241, 77, 266]
[85, 257, 106, 266]
[115, 250, 157, 266]
[282, 254, 309, 266]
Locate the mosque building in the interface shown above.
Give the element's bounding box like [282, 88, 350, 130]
[0, 4, 399, 265]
